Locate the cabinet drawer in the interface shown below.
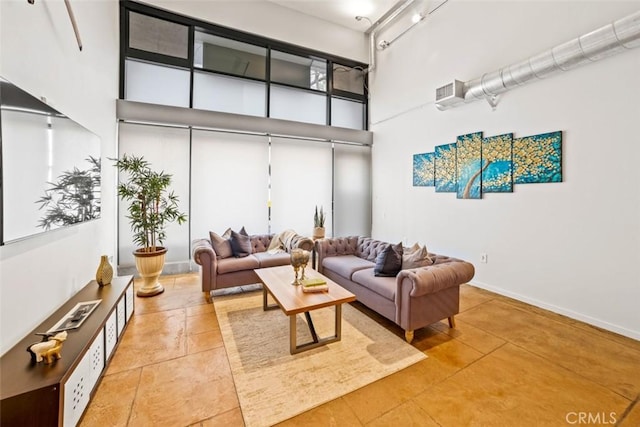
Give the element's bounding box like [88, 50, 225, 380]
[126, 284, 134, 321]
[63, 351, 91, 427]
[117, 297, 126, 337]
[88, 329, 105, 389]
[104, 310, 118, 361]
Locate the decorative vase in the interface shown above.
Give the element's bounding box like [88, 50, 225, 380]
[313, 227, 325, 240]
[133, 247, 167, 297]
[96, 255, 113, 287]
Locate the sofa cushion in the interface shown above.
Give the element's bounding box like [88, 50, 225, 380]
[209, 228, 233, 259]
[254, 252, 292, 268]
[322, 255, 374, 280]
[230, 230, 252, 257]
[352, 268, 396, 301]
[374, 242, 403, 277]
[402, 244, 433, 269]
[216, 255, 260, 274]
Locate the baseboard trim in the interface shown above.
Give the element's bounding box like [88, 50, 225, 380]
[469, 280, 640, 341]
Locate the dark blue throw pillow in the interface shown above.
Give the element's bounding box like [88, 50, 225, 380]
[374, 242, 403, 277]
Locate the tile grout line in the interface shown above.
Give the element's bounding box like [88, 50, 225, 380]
[506, 338, 635, 403]
[497, 297, 640, 352]
[126, 366, 144, 426]
[463, 297, 640, 375]
[458, 300, 637, 403]
[615, 392, 639, 426]
[394, 342, 509, 426]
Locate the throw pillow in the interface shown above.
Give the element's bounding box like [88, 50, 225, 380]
[402, 244, 433, 269]
[404, 242, 420, 254]
[374, 242, 403, 277]
[239, 226, 248, 236]
[209, 230, 233, 259]
[229, 229, 252, 257]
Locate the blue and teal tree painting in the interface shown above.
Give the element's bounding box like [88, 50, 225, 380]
[413, 152, 435, 186]
[513, 131, 562, 183]
[482, 133, 513, 192]
[435, 143, 457, 192]
[456, 132, 483, 199]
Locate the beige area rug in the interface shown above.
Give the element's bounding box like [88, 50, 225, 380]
[213, 289, 427, 427]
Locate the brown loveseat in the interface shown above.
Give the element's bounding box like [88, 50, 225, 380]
[316, 236, 475, 343]
[192, 232, 313, 300]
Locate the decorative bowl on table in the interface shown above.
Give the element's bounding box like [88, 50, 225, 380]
[290, 249, 310, 285]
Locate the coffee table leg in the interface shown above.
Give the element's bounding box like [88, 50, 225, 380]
[304, 312, 319, 343]
[262, 285, 279, 311]
[290, 304, 344, 355]
[289, 314, 297, 354]
[335, 303, 342, 341]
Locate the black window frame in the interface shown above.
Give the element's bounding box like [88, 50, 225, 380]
[119, 0, 368, 129]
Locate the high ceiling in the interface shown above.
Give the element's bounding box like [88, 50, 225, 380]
[266, 0, 407, 32]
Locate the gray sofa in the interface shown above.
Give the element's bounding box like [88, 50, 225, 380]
[192, 233, 313, 300]
[316, 236, 475, 343]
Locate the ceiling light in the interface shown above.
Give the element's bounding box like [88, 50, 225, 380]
[411, 13, 424, 23]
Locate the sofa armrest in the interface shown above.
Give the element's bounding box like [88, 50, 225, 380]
[397, 260, 475, 297]
[192, 238, 218, 292]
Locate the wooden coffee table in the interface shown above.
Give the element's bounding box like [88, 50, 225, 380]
[254, 265, 356, 354]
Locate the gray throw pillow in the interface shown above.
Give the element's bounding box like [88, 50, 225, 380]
[374, 242, 403, 277]
[230, 230, 252, 257]
[209, 230, 233, 259]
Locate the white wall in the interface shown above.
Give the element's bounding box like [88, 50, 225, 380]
[144, 0, 368, 63]
[370, 1, 640, 339]
[0, 0, 119, 355]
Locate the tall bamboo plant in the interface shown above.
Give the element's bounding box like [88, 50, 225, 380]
[113, 154, 187, 253]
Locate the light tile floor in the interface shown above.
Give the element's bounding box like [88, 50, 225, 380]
[81, 274, 640, 426]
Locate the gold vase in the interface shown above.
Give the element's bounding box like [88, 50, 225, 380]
[96, 255, 113, 287]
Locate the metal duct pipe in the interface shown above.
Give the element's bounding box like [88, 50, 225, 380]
[365, 0, 417, 73]
[454, 10, 640, 108]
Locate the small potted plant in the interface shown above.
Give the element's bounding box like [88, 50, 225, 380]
[313, 205, 326, 239]
[113, 154, 187, 297]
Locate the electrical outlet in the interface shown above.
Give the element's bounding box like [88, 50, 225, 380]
[480, 253, 488, 263]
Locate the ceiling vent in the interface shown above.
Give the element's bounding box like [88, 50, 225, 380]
[435, 80, 464, 110]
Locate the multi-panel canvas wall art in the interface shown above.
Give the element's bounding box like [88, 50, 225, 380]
[513, 131, 562, 184]
[434, 143, 457, 192]
[412, 152, 435, 186]
[412, 130, 562, 199]
[482, 133, 513, 193]
[456, 132, 483, 199]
